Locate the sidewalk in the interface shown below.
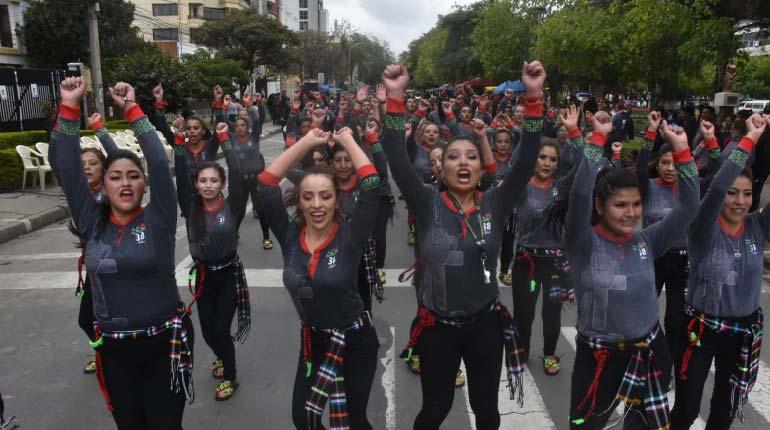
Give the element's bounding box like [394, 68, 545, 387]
[0, 122, 284, 245]
[0, 188, 69, 245]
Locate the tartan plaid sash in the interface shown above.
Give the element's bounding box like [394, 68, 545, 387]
[515, 248, 575, 304]
[363, 237, 384, 303]
[303, 315, 369, 430]
[680, 305, 763, 421]
[92, 304, 195, 411]
[495, 303, 526, 407]
[573, 325, 669, 429]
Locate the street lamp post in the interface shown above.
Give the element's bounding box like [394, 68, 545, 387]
[348, 41, 366, 90]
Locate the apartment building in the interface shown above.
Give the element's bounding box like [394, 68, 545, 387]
[0, 0, 30, 67]
[280, 0, 327, 32]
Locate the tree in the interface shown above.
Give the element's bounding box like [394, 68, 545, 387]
[735, 55, 770, 99]
[180, 50, 250, 100]
[17, 0, 144, 67]
[294, 31, 347, 81]
[347, 33, 394, 85]
[192, 8, 299, 89]
[103, 45, 198, 112]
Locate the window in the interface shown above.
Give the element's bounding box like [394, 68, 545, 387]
[299, 10, 308, 20]
[300, 0, 308, 8]
[153, 28, 179, 41]
[0, 6, 12, 48]
[203, 7, 226, 20]
[152, 4, 178, 16]
[300, 21, 308, 30]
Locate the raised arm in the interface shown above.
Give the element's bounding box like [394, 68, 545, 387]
[333, 129, 381, 246]
[263, 128, 330, 180]
[364, 121, 390, 187]
[88, 113, 120, 156]
[214, 122, 247, 224]
[641, 120, 700, 258]
[636, 111, 661, 200]
[492, 61, 546, 217]
[381, 64, 433, 205]
[108, 82, 177, 230]
[53, 77, 98, 239]
[242, 91, 263, 142]
[565, 111, 614, 257]
[560, 105, 585, 175]
[691, 115, 765, 243]
[149, 84, 175, 149]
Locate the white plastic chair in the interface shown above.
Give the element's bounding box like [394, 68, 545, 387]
[35, 142, 49, 164]
[16, 145, 52, 190]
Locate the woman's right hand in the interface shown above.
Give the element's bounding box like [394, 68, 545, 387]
[172, 115, 185, 137]
[300, 128, 330, 147]
[747, 113, 767, 142]
[590, 111, 612, 136]
[561, 105, 579, 131]
[700, 120, 715, 141]
[356, 83, 369, 104]
[647, 111, 661, 133]
[87, 113, 103, 129]
[382, 64, 409, 99]
[660, 120, 688, 152]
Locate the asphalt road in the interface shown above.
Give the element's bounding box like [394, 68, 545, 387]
[0, 134, 769, 429]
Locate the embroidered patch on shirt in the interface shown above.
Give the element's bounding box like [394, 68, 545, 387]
[326, 248, 338, 270]
[131, 223, 146, 245]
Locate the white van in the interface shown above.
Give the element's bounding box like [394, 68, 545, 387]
[738, 100, 770, 113]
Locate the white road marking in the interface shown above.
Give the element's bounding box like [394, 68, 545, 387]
[460, 361, 477, 430]
[561, 327, 707, 430]
[380, 326, 396, 430]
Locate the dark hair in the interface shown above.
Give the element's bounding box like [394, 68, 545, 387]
[185, 115, 212, 141]
[738, 166, 754, 182]
[443, 135, 486, 166]
[283, 166, 344, 226]
[329, 143, 349, 160]
[187, 161, 227, 249]
[732, 118, 747, 136]
[81, 147, 106, 167]
[234, 116, 250, 129]
[540, 137, 561, 159]
[546, 165, 639, 239]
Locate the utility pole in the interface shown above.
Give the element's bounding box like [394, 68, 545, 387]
[88, 2, 104, 115]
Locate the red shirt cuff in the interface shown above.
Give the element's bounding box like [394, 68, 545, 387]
[244, 100, 253, 108]
[174, 135, 186, 146]
[478, 107, 488, 114]
[352, 108, 361, 117]
[59, 104, 80, 121]
[523, 100, 542, 118]
[258, 171, 281, 187]
[357, 164, 377, 179]
[89, 119, 104, 131]
[445, 112, 455, 121]
[155, 101, 167, 110]
[290, 107, 299, 114]
[737, 136, 756, 153]
[590, 132, 608, 148]
[568, 128, 582, 139]
[612, 151, 621, 159]
[416, 109, 426, 118]
[645, 130, 657, 142]
[386, 98, 405, 114]
[365, 133, 379, 144]
[217, 131, 229, 143]
[703, 137, 719, 151]
[213, 101, 223, 109]
[672, 148, 693, 164]
[485, 162, 498, 174]
[125, 104, 144, 123]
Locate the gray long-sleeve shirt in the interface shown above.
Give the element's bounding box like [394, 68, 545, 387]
[566, 139, 700, 341]
[687, 139, 770, 318]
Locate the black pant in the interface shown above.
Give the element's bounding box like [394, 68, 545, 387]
[654, 251, 688, 360]
[750, 174, 767, 212]
[244, 174, 270, 240]
[569, 331, 671, 430]
[499, 214, 516, 275]
[374, 196, 392, 268]
[414, 309, 503, 430]
[291, 322, 379, 430]
[196, 267, 238, 381]
[78, 278, 96, 341]
[670, 320, 742, 430]
[511, 253, 562, 357]
[100, 316, 193, 430]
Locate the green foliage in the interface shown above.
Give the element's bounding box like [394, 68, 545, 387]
[0, 148, 23, 190]
[347, 33, 395, 85]
[192, 8, 299, 86]
[180, 49, 249, 99]
[0, 131, 49, 151]
[103, 45, 199, 112]
[735, 55, 770, 99]
[17, 0, 145, 67]
[471, 1, 534, 82]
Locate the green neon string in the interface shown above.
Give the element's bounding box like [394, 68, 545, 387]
[89, 337, 104, 349]
[306, 361, 312, 378]
[530, 280, 536, 292]
[571, 418, 585, 425]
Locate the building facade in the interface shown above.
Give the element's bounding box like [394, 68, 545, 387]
[280, 0, 327, 32]
[737, 22, 770, 57]
[0, 0, 30, 67]
[129, 1, 256, 56]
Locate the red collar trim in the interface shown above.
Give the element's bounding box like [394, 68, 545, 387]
[654, 178, 677, 188]
[593, 224, 632, 244]
[338, 174, 358, 192]
[203, 195, 225, 213]
[89, 184, 103, 195]
[188, 141, 205, 158]
[717, 217, 745, 238]
[441, 191, 482, 215]
[300, 223, 340, 278]
[109, 207, 144, 226]
[529, 177, 554, 190]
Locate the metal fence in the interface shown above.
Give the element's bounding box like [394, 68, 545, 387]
[0, 67, 77, 132]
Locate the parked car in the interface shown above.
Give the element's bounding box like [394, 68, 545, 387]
[576, 92, 590, 102]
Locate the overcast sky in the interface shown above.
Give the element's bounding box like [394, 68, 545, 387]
[325, 0, 478, 57]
